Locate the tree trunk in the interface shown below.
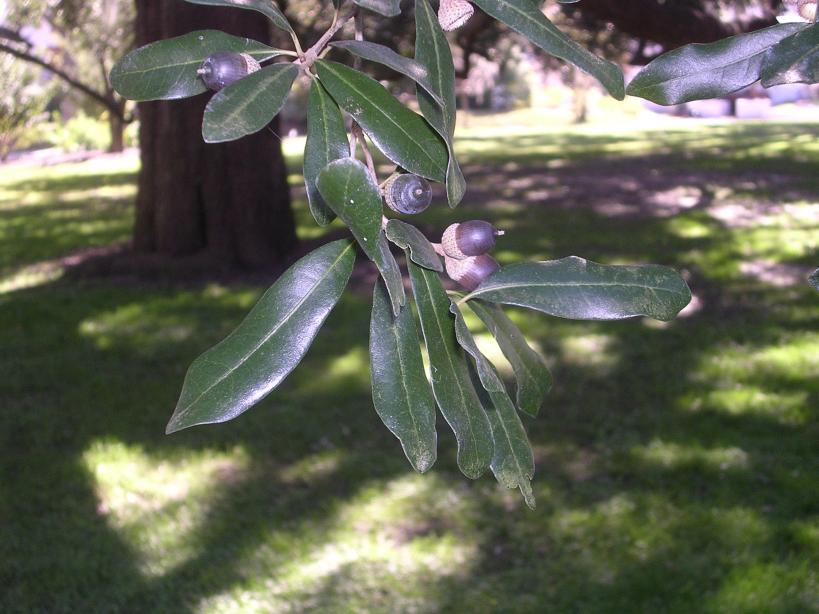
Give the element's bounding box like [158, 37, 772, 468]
[108, 113, 125, 153]
[133, 0, 297, 269]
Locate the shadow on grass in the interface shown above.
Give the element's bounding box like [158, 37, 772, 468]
[1, 121, 817, 612]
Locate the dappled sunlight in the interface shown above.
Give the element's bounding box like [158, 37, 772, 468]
[77, 287, 263, 352]
[197, 473, 481, 612]
[559, 334, 619, 372]
[631, 439, 750, 472]
[82, 439, 252, 577]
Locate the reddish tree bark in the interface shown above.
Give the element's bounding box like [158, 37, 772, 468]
[134, 0, 297, 269]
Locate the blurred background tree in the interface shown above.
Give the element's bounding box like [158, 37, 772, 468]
[0, 0, 135, 152]
[0, 0, 794, 268]
[0, 51, 52, 161]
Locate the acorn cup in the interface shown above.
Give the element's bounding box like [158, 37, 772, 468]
[383, 173, 432, 215]
[445, 254, 500, 291]
[798, 0, 817, 21]
[197, 52, 261, 91]
[441, 220, 504, 259]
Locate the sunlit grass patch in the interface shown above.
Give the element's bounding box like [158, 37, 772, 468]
[83, 439, 252, 577]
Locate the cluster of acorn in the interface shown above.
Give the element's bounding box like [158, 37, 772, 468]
[382, 173, 503, 291]
[196, 54, 503, 292]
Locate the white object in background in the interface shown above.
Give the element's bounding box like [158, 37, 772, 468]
[438, 0, 474, 31]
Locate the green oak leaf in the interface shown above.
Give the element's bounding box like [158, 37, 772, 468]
[471, 0, 624, 100]
[202, 63, 298, 143]
[110, 30, 284, 101]
[353, 0, 401, 17]
[185, 0, 293, 33]
[407, 259, 493, 479]
[317, 158, 405, 314]
[385, 219, 443, 272]
[316, 60, 448, 182]
[415, 0, 467, 207]
[370, 279, 438, 473]
[167, 239, 355, 433]
[761, 22, 819, 87]
[304, 81, 349, 226]
[468, 300, 551, 417]
[461, 256, 692, 322]
[451, 304, 535, 509]
[627, 23, 807, 105]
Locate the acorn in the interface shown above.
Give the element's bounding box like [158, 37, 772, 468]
[441, 220, 504, 260]
[798, 0, 817, 21]
[383, 173, 432, 215]
[197, 52, 261, 91]
[445, 254, 500, 291]
[438, 0, 475, 31]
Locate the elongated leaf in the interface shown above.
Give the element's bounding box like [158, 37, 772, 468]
[330, 41, 444, 106]
[407, 259, 493, 479]
[468, 300, 551, 417]
[110, 30, 284, 101]
[317, 159, 405, 313]
[462, 256, 691, 322]
[185, 0, 293, 33]
[627, 23, 807, 105]
[374, 232, 406, 316]
[471, 0, 624, 100]
[202, 63, 298, 142]
[385, 219, 443, 272]
[761, 23, 819, 87]
[304, 81, 349, 226]
[370, 279, 437, 473]
[316, 60, 448, 182]
[415, 0, 466, 207]
[353, 0, 401, 17]
[316, 158, 383, 262]
[167, 239, 355, 433]
[451, 305, 535, 508]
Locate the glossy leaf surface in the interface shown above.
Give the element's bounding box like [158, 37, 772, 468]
[415, 0, 466, 207]
[462, 256, 691, 322]
[317, 159, 405, 313]
[316, 60, 448, 182]
[353, 0, 401, 16]
[407, 260, 493, 479]
[468, 300, 551, 417]
[627, 23, 806, 105]
[385, 219, 443, 272]
[167, 239, 355, 433]
[452, 305, 535, 508]
[316, 158, 383, 262]
[185, 0, 293, 33]
[471, 0, 624, 100]
[370, 279, 437, 473]
[330, 41, 443, 106]
[761, 23, 819, 87]
[304, 81, 348, 226]
[110, 30, 283, 101]
[373, 232, 406, 316]
[202, 63, 298, 143]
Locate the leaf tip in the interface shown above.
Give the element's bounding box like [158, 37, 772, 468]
[520, 480, 536, 510]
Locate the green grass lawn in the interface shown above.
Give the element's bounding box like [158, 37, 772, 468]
[1, 120, 817, 613]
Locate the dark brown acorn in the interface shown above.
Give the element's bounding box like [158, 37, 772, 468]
[441, 220, 504, 259]
[197, 52, 261, 91]
[383, 173, 432, 214]
[445, 254, 500, 291]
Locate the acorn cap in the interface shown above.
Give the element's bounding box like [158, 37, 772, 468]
[441, 220, 504, 259]
[383, 173, 432, 215]
[197, 52, 261, 91]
